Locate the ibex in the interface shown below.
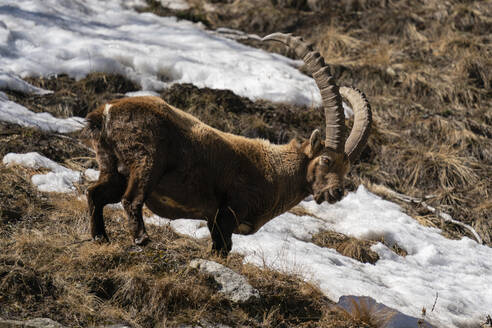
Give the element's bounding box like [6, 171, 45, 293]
[85, 33, 371, 256]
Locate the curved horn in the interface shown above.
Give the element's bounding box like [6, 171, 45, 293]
[339, 87, 372, 163]
[262, 33, 346, 153]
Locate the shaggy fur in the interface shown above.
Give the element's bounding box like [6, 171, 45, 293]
[86, 96, 337, 254]
[85, 33, 371, 256]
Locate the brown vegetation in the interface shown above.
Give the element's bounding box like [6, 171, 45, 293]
[6, 73, 138, 118]
[311, 229, 408, 264]
[0, 122, 93, 164]
[312, 230, 380, 264]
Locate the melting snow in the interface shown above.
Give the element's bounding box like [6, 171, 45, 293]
[84, 168, 100, 181]
[0, 72, 52, 95]
[0, 92, 85, 133]
[2, 152, 81, 193]
[0, 0, 320, 107]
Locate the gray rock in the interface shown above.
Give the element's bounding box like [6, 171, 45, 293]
[189, 259, 259, 303]
[0, 318, 65, 328]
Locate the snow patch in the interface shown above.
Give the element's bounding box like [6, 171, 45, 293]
[0, 92, 85, 133]
[160, 0, 190, 10]
[125, 90, 161, 98]
[84, 168, 100, 181]
[0, 72, 52, 95]
[3, 152, 81, 193]
[0, 0, 321, 107]
[144, 215, 210, 239]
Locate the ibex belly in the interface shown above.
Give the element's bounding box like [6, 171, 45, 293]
[145, 193, 207, 219]
[145, 174, 219, 220]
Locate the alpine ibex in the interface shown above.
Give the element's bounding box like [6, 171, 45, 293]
[85, 33, 371, 256]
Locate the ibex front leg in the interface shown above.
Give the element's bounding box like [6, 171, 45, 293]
[87, 172, 126, 243]
[121, 160, 158, 246]
[207, 207, 237, 257]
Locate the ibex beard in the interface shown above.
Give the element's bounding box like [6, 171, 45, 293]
[84, 33, 372, 257]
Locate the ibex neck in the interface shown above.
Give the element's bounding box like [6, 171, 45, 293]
[268, 141, 310, 210]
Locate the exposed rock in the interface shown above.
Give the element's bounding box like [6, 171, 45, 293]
[189, 259, 259, 303]
[0, 318, 64, 328]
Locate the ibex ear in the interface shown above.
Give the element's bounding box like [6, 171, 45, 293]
[308, 129, 322, 156]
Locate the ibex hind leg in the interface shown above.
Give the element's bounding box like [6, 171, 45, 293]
[207, 207, 237, 257]
[121, 157, 163, 246]
[87, 172, 126, 242]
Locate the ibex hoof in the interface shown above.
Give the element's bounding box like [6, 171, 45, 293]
[211, 247, 230, 258]
[134, 234, 150, 246]
[93, 234, 109, 243]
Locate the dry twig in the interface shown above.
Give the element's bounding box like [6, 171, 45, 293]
[370, 184, 483, 244]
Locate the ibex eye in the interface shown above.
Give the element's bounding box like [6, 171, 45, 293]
[320, 156, 331, 165]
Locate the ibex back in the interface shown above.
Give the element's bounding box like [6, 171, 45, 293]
[85, 33, 372, 256]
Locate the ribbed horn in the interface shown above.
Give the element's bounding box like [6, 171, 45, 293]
[340, 86, 372, 163]
[262, 33, 346, 153]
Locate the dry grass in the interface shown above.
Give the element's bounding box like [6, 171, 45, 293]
[323, 1, 492, 243]
[159, 83, 324, 143]
[311, 229, 408, 264]
[338, 297, 397, 328]
[7, 73, 139, 118]
[312, 230, 380, 264]
[0, 122, 93, 165]
[288, 205, 407, 263]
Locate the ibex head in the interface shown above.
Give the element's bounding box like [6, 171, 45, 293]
[263, 33, 372, 204]
[303, 129, 349, 204]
